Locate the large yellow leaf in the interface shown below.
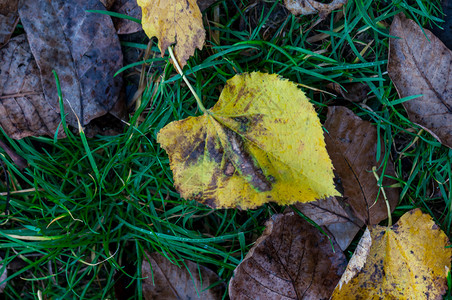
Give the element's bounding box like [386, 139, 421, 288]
[332, 209, 452, 299]
[136, 0, 205, 67]
[157, 72, 338, 209]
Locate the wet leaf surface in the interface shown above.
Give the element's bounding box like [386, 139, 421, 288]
[0, 35, 63, 139]
[284, 0, 347, 17]
[229, 212, 347, 299]
[0, 0, 19, 49]
[332, 209, 452, 299]
[137, 0, 205, 68]
[388, 13, 452, 148]
[324, 106, 399, 225]
[18, 0, 124, 127]
[158, 72, 338, 209]
[142, 252, 224, 300]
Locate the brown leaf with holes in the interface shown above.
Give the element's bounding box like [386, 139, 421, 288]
[388, 13, 452, 148]
[229, 212, 347, 299]
[324, 106, 399, 225]
[0, 0, 19, 48]
[18, 0, 124, 127]
[142, 252, 224, 300]
[284, 0, 347, 17]
[0, 35, 63, 139]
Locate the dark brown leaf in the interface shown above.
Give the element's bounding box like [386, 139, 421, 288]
[291, 197, 364, 250]
[327, 82, 371, 103]
[388, 14, 452, 148]
[111, 0, 142, 35]
[18, 0, 124, 127]
[324, 106, 399, 225]
[142, 252, 224, 300]
[0, 0, 19, 49]
[0, 35, 63, 139]
[197, 0, 217, 11]
[229, 213, 347, 299]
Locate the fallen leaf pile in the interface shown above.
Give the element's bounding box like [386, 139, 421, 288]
[1, 0, 452, 298]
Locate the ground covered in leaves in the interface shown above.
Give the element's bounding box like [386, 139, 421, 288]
[0, 0, 451, 299]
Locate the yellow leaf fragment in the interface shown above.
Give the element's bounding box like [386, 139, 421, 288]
[332, 209, 452, 299]
[137, 0, 205, 67]
[157, 72, 338, 209]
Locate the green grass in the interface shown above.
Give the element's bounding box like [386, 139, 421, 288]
[0, 0, 449, 298]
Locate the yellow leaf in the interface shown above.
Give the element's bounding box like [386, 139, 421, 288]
[157, 72, 338, 209]
[332, 208, 452, 299]
[136, 0, 205, 67]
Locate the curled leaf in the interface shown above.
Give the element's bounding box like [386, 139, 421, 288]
[137, 0, 205, 68]
[158, 72, 338, 209]
[284, 0, 347, 17]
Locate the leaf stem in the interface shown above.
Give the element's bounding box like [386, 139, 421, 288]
[168, 46, 208, 115]
[372, 166, 392, 227]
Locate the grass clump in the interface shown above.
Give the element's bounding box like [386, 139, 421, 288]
[0, 0, 449, 298]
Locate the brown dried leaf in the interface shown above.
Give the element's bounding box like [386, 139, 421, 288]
[0, 0, 19, 48]
[324, 106, 399, 225]
[284, 0, 347, 17]
[197, 0, 217, 11]
[0, 35, 63, 139]
[142, 252, 224, 300]
[388, 14, 452, 148]
[327, 82, 371, 103]
[111, 0, 142, 35]
[229, 213, 347, 299]
[291, 196, 364, 251]
[18, 0, 124, 127]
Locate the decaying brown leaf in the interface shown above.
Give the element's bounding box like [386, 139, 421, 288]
[327, 82, 371, 103]
[291, 197, 364, 250]
[332, 209, 452, 299]
[142, 252, 224, 300]
[137, 0, 205, 68]
[284, 0, 347, 17]
[0, 0, 19, 49]
[229, 212, 347, 299]
[388, 13, 452, 148]
[324, 106, 399, 225]
[0, 35, 63, 139]
[111, 0, 142, 35]
[18, 0, 124, 127]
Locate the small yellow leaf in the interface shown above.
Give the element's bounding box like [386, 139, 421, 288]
[136, 0, 205, 67]
[157, 72, 338, 209]
[332, 209, 452, 299]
